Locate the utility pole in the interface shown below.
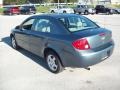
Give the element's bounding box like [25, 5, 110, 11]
[58, 0, 59, 9]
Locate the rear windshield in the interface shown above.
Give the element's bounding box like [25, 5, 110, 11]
[4, 7, 18, 9]
[12, 7, 19, 9]
[58, 16, 99, 32]
[23, 6, 35, 8]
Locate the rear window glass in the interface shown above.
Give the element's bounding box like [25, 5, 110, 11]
[58, 16, 98, 32]
[12, 7, 19, 9]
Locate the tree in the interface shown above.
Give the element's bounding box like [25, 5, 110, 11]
[4, 0, 26, 4]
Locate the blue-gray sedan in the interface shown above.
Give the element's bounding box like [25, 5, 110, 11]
[10, 14, 114, 73]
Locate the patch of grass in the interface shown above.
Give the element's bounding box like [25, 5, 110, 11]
[0, 8, 4, 14]
[36, 5, 54, 13]
[36, 5, 75, 13]
[106, 4, 120, 8]
[112, 4, 120, 8]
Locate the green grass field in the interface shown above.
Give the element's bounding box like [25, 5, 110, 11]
[36, 5, 53, 13]
[0, 8, 4, 14]
[36, 4, 75, 13]
[112, 4, 120, 8]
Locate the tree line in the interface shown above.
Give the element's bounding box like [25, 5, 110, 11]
[4, 0, 78, 5]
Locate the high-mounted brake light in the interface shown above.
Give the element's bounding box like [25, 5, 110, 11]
[72, 38, 90, 50]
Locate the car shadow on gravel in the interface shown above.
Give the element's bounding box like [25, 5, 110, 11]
[2, 36, 49, 72]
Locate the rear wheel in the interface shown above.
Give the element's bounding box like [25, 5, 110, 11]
[78, 12, 81, 14]
[45, 51, 63, 73]
[96, 11, 98, 14]
[84, 11, 89, 15]
[74, 10, 76, 14]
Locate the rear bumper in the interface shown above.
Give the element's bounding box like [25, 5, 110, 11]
[76, 45, 114, 67]
[62, 44, 114, 68]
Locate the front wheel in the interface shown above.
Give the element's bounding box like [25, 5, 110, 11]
[11, 36, 19, 50]
[84, 11, 89, 15]
[63, 11, 66, 13]
[51, 10, 55, 13]
[45, 51, 64, 73]
[78, 12, 81, 14]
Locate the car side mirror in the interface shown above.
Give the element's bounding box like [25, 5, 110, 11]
[15, 25, 20, 29]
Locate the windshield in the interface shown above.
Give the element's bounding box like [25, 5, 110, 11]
[59, 16, 99, 32]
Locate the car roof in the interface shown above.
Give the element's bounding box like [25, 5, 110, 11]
[31, 14, 83, 19]
[4, 6, 19, 8]
[21, 5, 35, 7]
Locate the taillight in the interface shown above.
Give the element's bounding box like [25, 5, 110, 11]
[72, 38, 90, 50]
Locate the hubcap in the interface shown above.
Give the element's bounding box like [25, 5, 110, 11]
[12, 37, 16, 48]
[47, 55, 58, 71]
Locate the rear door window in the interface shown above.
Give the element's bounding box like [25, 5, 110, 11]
[34, 18, 59, 34]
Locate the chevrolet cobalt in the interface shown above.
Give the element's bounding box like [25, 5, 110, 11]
[10, 14, 114, 73]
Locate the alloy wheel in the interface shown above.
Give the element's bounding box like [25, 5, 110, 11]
[47, 54, 58, 71]
[12, 37, 16, 49]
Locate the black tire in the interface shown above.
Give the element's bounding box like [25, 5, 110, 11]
[84, 11, 89, 15]
[96, 11, 98, 14]
[51, 10, 55, 13]
[11, 36, 19, 50]
[63, 11, 66, 13]
[78, 12, 81, 14]
[106, 11, 111, 15]
[74, 10, 76, 14]
[45, 51, 64, 73]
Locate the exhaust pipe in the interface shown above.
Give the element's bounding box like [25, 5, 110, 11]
[85, 67, 90, 70]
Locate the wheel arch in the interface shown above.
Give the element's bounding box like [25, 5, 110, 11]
[44, 47, 64, 67]
[10, 33, 14, 38]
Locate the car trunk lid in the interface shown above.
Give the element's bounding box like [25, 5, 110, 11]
[72, 28, 112, 49]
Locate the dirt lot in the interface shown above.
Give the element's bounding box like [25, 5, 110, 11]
[0, 14, 120, 90]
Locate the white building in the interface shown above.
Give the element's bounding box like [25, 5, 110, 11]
[0, 0, 3, 7]
[111, 0, 120, 4]
[78, 0, 120, 4]
[99, 0, 120, 4]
